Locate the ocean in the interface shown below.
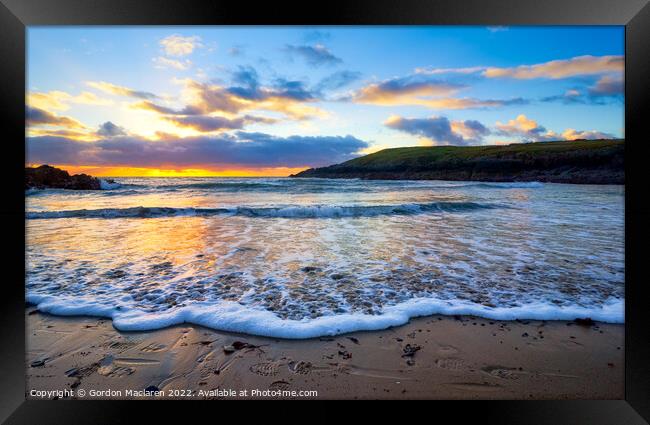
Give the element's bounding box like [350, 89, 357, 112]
[25, 177, 625, 338]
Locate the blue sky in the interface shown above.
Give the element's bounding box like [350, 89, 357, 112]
[26, 26, 624, 176]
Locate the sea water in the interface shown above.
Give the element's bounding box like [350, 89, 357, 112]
[25, 178, 625, 338]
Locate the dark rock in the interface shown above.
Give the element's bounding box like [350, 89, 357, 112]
[145, 385, 160, 392]
[574, 318, 596, 327]
[401, 344, 421, 358]
[231, 341, 249, 350]
[26, 165, 102, 190]
[30, 359, 46, 367]
[338, 350, 352, 359]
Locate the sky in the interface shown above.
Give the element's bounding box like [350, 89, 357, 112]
[26, 26, 624, 177]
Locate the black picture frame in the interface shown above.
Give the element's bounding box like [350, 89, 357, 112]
[1, 0, 649, 422]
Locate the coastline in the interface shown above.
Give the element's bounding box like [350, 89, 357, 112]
[26, 309, 623, 400]
[290, 139, 624, 185]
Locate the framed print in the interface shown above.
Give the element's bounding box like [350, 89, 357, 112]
[1, 0, 649, 423]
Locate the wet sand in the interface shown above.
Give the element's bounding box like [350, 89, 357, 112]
[26, 309, 623, 400]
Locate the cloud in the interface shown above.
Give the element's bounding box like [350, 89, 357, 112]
[496, 114, 615, 142]
[354, 76, 463, 104]
[26, 106, 86, 129]
[541, 75, 623, 105]
[589, 74, 624, 96]
[384, 115, 489, 145]
[420, 97, 527, 109]
[353, 75, 526, 109]
[451, 119, 491, 141]
[162, 115, 276, 132]
[484, 55, 623, 79]
[153, 56, 192, 70]
[97, 121, 127, 137]
[228, 45, 245, 56]
[561, 128, 615, 140]
[495, 114, 548, 137]
[316, 70, 363, 91]
[134, 77, 324, 121]
[267, 79, 315, 102]
[160, 34, 202, 57]
[28, 90, 113, 111]
[285, 44, 342, 67]
[26, 132, 368, 168]
[414, 66, 485, 76]
[130, 100, 203, 116]
[27, 128, 94, 141]
[540, 89, 586, 104]
[387, 113, 616, 146]
[86, 81, 159, 100]
[231, 66, 260, 90]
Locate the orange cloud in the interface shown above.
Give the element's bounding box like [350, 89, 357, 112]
[484, 55, 623, 79]
[495, 114, 541, 133]
[495, 114, 615, 142]
[355, 81, 461, 105]
[28, 90, 112, 111]
[26, 106, 88, 130]
[27, 128, 96, 142]
[141, 79, 326, 121]
[353, 77, 524, 109]
[561, 128, 614, 140]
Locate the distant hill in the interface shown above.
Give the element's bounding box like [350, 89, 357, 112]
[291, 139, 624, 184]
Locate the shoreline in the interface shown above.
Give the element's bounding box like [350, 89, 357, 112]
[289, 175, 624, 185]
[26, 309, 624, 400]
[25, 296, 624, 339]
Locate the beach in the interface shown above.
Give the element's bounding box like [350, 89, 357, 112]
[26, 310, 623, 400]
[25, 178, 625, 399]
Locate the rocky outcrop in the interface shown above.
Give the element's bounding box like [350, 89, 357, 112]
[25, 165, 103, 190]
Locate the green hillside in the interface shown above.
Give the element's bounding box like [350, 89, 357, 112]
[291, 139, 624, 184]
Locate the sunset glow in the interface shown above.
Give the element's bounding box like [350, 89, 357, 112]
[27, 27, 623, 176]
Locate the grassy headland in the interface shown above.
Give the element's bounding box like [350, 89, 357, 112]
[291, 139, 624, 184]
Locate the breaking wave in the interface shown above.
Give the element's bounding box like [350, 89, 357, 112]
[26, 201, 505, 220]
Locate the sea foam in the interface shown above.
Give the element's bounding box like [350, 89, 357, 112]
[26, 293, 623, 339]
[26, 201, 504, 220]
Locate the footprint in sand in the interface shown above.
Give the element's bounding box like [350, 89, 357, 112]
[97, 355, 137, 377]
[434, 358, 466, 371]
[140, 343, 166, 353]
[269, 380, 291, 391]
[446, 382, 502, 391]
[65, 363, 99, 379]
[436, 345, 460, 357]
[561, 339, 584, 348]
[99, 365, 136, 377]
[105, 340, 138, 352]
[481, 365, 522, 380]
[287, 360, 312, 375]
[250, 362, 281, 376]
